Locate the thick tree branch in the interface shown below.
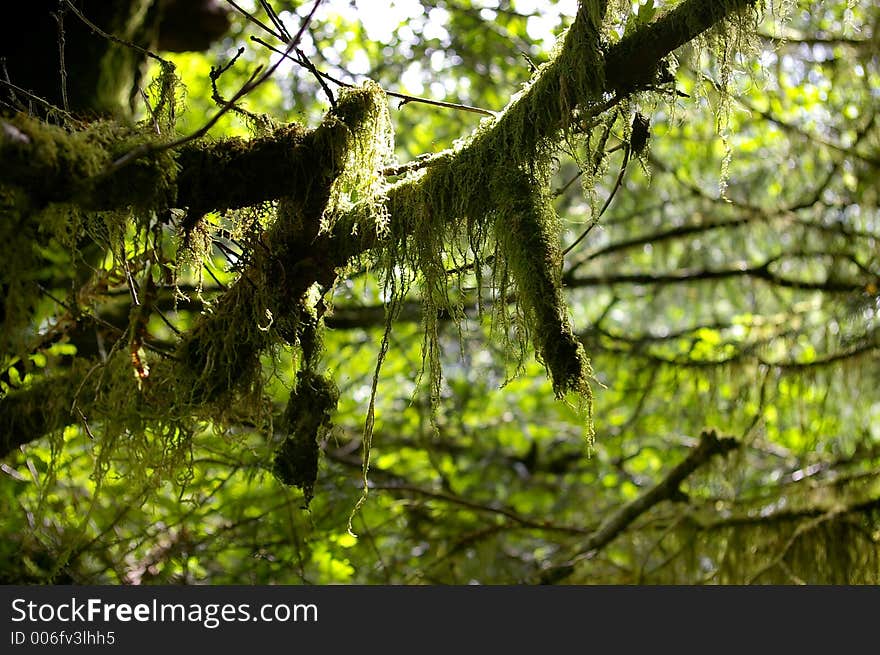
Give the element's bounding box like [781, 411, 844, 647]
[604, 0, 756, 92]
[327, 0, 758, 260]
[0, 0, 759, 454]
[0, 116, 316, 212]
[0, 371, 79, 457]
[0, 90, 368, 454]
[1, 0, 756, 217]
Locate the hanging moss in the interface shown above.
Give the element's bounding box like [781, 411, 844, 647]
[492, 172, 593, 401]
[327, 6, 609, 434]
[272, 369, 339, 505]
[324, 1, 774, 444]
[176, 82, 388, 404]
[321, 81, 395, 237]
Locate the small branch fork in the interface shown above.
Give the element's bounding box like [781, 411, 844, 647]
[534, 429, 740, 583]
[229, 0, 497, 117]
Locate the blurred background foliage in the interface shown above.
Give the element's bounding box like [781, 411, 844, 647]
[2, 0, 880, 584]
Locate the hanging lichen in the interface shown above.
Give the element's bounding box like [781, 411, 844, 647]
[176, 83, 388, 406]
[329, 3, 609, 443]
[0, 62, 183, 362]
[491, 169, 593, 402]
[273, 369, 338, 504]
[321, 80, 395, 237]
[686, 0, 768, 197]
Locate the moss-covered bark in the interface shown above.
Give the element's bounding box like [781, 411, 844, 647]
[177, 85, 382, 403]
[1, 0, 763, 456]
[0, 116, 319, 212]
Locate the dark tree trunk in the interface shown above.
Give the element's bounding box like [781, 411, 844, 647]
[0, 0, 230, 119]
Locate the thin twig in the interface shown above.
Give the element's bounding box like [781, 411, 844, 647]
[76, 408, 95, 440]
[226, 0, 284, 40]
[0, 78, 77, 120]
[554, 169, 583, 196]
[203, 261, 230, 292]
[381, 151, 449, 176]
[295, 47, 336, 108]
[252, 36, 497, 117]
[52, 3, 69, 112]
[109, 0, 325, 173]
[372, 482, 593, 535]
[153, 307, 182, 335]
[139, 87, 161, 134]
[209, 46, 265, 123]
[260, 0, 291, 41]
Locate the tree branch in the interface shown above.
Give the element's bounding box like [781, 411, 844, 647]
[2, 0, 756, 216]
[0, 0, 760, 454]
[534, 429, 740, 583]
[0, 116, 318, 212]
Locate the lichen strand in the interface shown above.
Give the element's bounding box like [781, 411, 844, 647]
[176, 279, 275, 404]
[272, 369, 339, 505]
[697, 4, 764, 196]
[322, 81, 394, 236]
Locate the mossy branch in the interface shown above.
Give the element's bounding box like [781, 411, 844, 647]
[605, 0, 759, 92]
[0, 86, 382, 455]
[177, 84, 382, 404]
[0, 370, 82, 457]
[328, 0, 757, 407]
[1, 0, 756, 217]
[0, 115, 325, 213]
[0, 0, 760, 454]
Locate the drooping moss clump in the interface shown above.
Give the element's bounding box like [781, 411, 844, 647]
[492, 172, 593, 401]
[272, 369, 339, 505]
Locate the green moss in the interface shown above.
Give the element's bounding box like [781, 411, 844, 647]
[332, 8, 607, 434]
[0, 114, 111, 205]
[493, 174, 593, 401]
[322, 81, 395, 236]
[1, 113, 181, 213]
[272, 370, 338, 505]
[175, 84, 386, 405]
